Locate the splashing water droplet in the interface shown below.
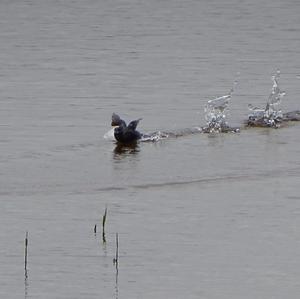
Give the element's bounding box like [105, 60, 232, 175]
[268, 70, 285, 107]
[248, 104, 265, 119]
[204, 94, 231, 132]
[248, 70, 285, 127]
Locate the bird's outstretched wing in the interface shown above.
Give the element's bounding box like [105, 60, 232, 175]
[111, 113, 126, 126]
[128, 118, 142, 131]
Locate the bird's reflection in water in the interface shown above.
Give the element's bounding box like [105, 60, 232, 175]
[24, 269, 29, 299]
[113, 142, 140, 160]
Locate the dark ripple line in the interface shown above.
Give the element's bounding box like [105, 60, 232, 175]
[95, 175, 251, 192]
[97, 168, 300, 192]
[132, 175, 252, 189]
[3, 168, 300, 197]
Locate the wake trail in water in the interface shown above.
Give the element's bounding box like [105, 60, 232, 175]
[105, 73, 300, 143]
[140, 127, 203, 142]
[105, 79, 240, 143]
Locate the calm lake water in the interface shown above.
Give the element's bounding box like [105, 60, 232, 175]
[1, 0, 300, 298]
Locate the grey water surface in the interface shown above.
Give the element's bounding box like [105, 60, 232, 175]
[1, 0, 300, 298]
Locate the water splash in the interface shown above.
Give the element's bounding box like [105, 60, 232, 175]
[268, 70, 286, 106]
[248, 70, 285, 127]
[141, 131, 169, 142]
[203, 85, 240, 133]
[202, 74, 240, 133]
[204, 93, 231, 132]
[105, 127, 170, 143]
[247, 104, 265, 119]
[141, 127, 204, 142]
[103, 128, 116, 140]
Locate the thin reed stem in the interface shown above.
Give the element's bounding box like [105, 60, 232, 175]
[113, 233, 119, 267]
[102, 206, 107, 243]
[24, 232, 28, 270]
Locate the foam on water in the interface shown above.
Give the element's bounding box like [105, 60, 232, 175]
[141, 131, 170, 142]
[141, 127, 205, 141]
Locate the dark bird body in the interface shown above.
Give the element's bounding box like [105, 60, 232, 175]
[111, 113, 142, 144]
